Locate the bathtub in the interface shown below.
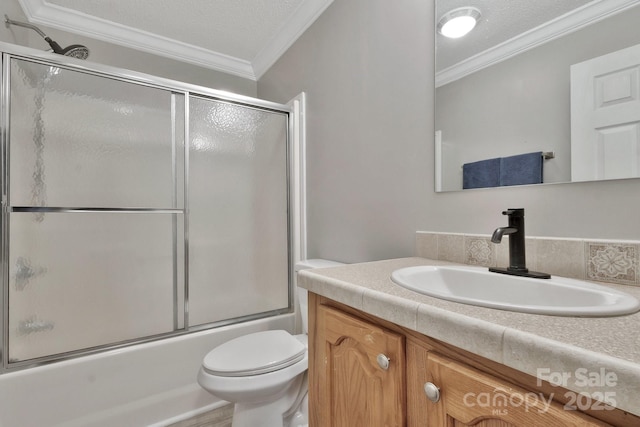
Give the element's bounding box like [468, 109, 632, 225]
[0, 314, 295, 427]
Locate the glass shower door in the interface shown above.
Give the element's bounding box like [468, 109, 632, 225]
[188, 96, 290, 326]
[5, 57, 185, 363]
[1, 51, 293, 369]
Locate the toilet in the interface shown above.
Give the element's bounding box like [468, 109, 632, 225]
[197, 259, 344, 427]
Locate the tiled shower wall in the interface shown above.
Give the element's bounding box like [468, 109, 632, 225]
[416, 232, 640, 287]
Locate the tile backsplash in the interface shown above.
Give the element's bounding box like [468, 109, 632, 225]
[416, 232, 640, 287]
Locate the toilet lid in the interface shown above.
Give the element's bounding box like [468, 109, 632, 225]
[202, 330, 306, 377]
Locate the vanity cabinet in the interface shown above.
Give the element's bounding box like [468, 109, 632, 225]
[309, 292, 638, 427]
[423, 351, 608, 426]
[310, 303, 405, 426]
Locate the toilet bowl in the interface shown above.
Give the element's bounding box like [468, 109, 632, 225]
[197, 259, 344, 427]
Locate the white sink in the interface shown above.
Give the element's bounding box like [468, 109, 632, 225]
[390, 265, 640, 317]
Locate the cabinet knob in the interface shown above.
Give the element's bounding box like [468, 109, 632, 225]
[376, 353, 390, 370]
[424, 382, 440, 402]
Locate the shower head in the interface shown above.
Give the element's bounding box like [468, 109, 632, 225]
[46, 40, 90, 59]
[4, 15, 89, 59]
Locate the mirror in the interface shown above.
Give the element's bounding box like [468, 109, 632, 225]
[435, 0, 640, 192]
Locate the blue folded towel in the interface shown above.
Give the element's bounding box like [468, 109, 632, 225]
[500, 151, 543, 186]
[463, 158, 501, 189]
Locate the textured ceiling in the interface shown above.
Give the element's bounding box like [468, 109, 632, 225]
[437, 0, 595, 70]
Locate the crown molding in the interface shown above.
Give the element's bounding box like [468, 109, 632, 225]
[18, 0, 255, 79]
[436, 0, 640, 87]
[18, 0, 334, 81]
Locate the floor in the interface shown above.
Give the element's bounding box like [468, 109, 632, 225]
[167, 404, 233, 427]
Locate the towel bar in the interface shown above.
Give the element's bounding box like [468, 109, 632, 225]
[461, 151, 556, 168]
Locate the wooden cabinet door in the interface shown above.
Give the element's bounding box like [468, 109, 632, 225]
[426, 353, 610, 427]
[310, 304, 405, 427]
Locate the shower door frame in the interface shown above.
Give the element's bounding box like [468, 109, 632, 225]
[0, 41, 295, 373]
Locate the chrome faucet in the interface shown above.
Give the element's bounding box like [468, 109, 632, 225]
[489, 209, 550, 279]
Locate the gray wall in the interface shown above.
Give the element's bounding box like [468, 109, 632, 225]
[259, 0, 433, 263]
[259, 0, 640, 263]
[0, 0, 256, 96]
[436, 6, 640, 190]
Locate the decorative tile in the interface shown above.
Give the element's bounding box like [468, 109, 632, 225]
[415, 232, 438, 259]
[493, 236, 535, 271]
[416, 231, 640, 286]
[494, 236, 510, 268]
[585, 242, 638, 285]
[465, 236, 495, 266]
[534, 238, 585, 279]
[523, 238, 538, 271]
[437, 234, 465, 263]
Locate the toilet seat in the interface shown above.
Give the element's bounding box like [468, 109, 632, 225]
[203, 330, 306, 377]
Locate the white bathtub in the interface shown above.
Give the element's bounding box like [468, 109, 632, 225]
[0, 314, 295, 427]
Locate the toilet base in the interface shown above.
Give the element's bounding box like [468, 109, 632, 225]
[230, 374, 307, 427]
[284, 392, 308, 427]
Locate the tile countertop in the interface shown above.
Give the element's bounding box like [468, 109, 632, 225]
[298, 257, 640, 417]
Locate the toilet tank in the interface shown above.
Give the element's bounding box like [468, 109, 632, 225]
[295, 259, 344, 334]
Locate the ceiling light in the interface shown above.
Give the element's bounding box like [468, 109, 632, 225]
[437, 7, 481, 39]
